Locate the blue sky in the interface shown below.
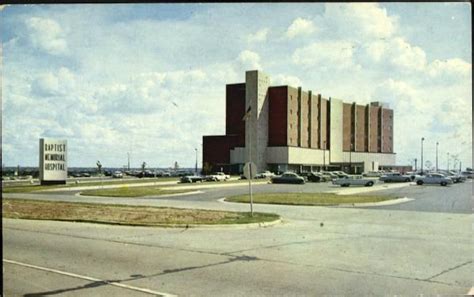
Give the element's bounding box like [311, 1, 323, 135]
[1, 3, 472, 169]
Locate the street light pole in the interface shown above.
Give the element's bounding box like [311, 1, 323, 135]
[447, 152, 450, 171]
[194, 148, 198, 175]
[127, 152, 130, 171]
[436, 142, 439, 172]
[323, 141, 326, 171]
[414, 158, 417, 171]
[421, 137, 425, 175]
[349, 143, 353, 174]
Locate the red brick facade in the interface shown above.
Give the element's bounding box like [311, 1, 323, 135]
[203, 80, 394, 173]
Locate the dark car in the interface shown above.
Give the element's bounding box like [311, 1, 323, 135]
[306, 172, 329, 182]
[271, 172, 305, 184]
[180, 175, 204, 183]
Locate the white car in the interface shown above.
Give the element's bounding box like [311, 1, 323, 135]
[112, 171, 123, 178]
[415, 174, 453, 186]
[206, 172, 230, 181]
[332, 175, 375, 187]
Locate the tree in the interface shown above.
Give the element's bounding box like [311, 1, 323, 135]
[96, 161, 102, 175]
[202, 162, 213, 175]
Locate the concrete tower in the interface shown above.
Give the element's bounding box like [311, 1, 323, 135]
[245, 70, 271, 172]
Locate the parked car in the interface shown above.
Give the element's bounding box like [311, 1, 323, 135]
[70, 172, 82, 178]
[333, 171, 349, 178]
[256, 171, 275, 179]
[362, 171, 384, 177]
[81, 172, 91, 177]
[443, 171, 466, 183]
[321, 171, 339, 180]
[112, 171, 123, 178]
[306, 172, 329, 182]
[271, 172, 305, 184]
[206, 172, 230, 181]
[180, 175, 204, 183]
[461, 171, 473, 179]
[332, 175, 375, 187]
[415, 173, 453, 186]
[405, 171, 422, 181]
[379, 173, 412, 183]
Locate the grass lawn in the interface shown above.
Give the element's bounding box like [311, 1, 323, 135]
[2, 198, 279, 226]
[80, 186, 199, 197]
[226, 192, 395, 206]
[2, 178, 180, 193]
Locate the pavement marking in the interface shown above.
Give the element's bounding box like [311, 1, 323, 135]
[326, 182, 412, 195]
[336, 197, 414, 207]
[3, 259, 177, 297]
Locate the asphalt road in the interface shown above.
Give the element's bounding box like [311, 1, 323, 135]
[3, 180, 473, 296]
[23, 179, 472, 214]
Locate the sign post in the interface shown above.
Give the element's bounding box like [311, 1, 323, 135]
[243, 161, 257, 216]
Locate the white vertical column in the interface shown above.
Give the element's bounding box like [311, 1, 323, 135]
[245, 70, 271, 172]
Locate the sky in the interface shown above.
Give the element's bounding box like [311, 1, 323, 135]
[1, 3, 472, 169]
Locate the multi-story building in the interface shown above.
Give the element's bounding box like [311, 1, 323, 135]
[203, 70, 396, 174]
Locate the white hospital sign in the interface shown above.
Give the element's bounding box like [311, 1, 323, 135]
[39, 138, 67, 184]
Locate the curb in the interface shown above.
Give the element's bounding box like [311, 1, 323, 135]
[168, 218, 283, 229]
[76, 190, 203, 198]
[219, 196, 413, 208]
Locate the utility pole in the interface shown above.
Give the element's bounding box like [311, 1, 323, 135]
[323, 140, 326, 171]
[436, 142, 439, 172]
[349, 143, 353, 174]
[447, 152, 450, 171]
[195, 148, 198, 175]
[421, 137, 425, 175]
[127, 152, 130, 171]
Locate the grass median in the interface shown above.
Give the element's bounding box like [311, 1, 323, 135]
[2, 178, 180, 193]
[226, 193, 395, 206]
[80, 186, 192, 197]
[2, 198, 280, 226]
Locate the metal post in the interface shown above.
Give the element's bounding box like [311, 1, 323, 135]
[349, 143, 353, 174]
[436, 142, 439, 172]
[414, 158, 417, 171]
[195, 148, 198, 175]
[127, 152, 130, 171]
[447, 152, 450, 171]
[323, 141, 326, 171]
[421, 137, 425, 175]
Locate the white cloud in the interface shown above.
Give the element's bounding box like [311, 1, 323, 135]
[236, 50, 262, 71]
[272, 74, 302, 87]
[292, 41, 357, 70]
[324, 3, 397, 39]
[31, 67, 76, 96]
[426, 58, 472, 78]
[364, 37, 427, 72]
[24, 17, 68, 55]
[286, 18, 316, 39]
[247, 28, 269, 43]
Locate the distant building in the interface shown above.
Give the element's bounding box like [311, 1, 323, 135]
[203, 70, 396, 174]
